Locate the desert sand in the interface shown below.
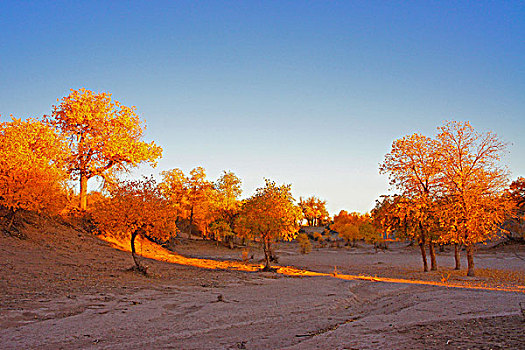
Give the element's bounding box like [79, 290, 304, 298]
[1, 217, 524, 349]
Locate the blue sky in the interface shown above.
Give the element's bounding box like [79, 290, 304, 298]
[1, 1, 524, 214]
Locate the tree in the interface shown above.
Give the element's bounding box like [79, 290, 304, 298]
[371, 195, 405, 240]
[91, 177, 176, 274]
[296, 232, 312, 254]
[299, 196, 330, 226]
[186, 167, 213, 235]
[159, 168, 190, 226]
[358, 221, 384, 249]
[0, 117, 69, 232]
[332, 210, 384, 249]
[235, 179, 302, 270]
[380, 133, 442, 271]
[209, 219, 235, 247]
[332, 210, 367, 246]
[45, 88, 162, 210]
[159, 167, 214, 238]
[210, 171, 242, 246]
[508, 177, 525, 209]
[505, 177, 525, 240]
[436, 121, 510, 276]
[214, 171, 242, 220]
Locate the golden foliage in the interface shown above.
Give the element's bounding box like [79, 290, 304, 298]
[296, 232, 312, 254]
[0, 117, 69, 223]
[381, 133, 441, 196]
[159, 168, 191, 221]
[91, 177, 176, 258]
[508, 177, 525, 210]
[378, 121, 511, 276]
[236, 179, 302, 269]
[436, 121, 511, 246]
[236, 179, 302, 242]
[505, 177, 525, 239]
[299, 196, 330, 226]
[209, 171, 243, 241]
[160, 168, 242, 239]
[214, 171, 242, 218]
[313, 231, 324, 242]
[332, 210, 382, 244]
[371, 195, 403, 237]
[379, 122, 510, 247]
[380, 133, 442, 245]
[45, 88, 162, 210]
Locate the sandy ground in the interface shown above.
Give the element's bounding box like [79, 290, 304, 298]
[1, 216, 524, 349]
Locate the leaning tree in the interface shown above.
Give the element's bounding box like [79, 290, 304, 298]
[91, 177, 176, 274]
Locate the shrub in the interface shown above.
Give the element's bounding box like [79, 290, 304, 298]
[296, 232, 312, 254]
[313, 231, 324, 242]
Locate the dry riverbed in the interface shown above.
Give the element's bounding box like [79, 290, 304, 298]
[1, 222, 524, 349]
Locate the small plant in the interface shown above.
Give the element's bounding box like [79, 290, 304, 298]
[440, 272, 451, 284]
[296, 233, 312, 254]
[241, 248, 250, 263]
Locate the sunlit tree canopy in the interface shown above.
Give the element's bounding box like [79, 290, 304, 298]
[45, 88, 162, 210]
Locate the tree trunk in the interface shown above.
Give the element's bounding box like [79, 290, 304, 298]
[80, 173, 88, 211]
[418, 223, 428, 272]
[187, 206, 195, 239]
[6, 208, 16, 232]
[429, 241, 437, 271]
[131, 229, 147, 274]
[466, 244, 475, 277]
[454, 243, 461, 270]
[262, 237, 271, 270]
[269, 240, 280, 262]
[419, 242, 428, 272]
[131, 229, 139, 266]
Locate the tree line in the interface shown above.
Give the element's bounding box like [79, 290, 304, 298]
[0, 88, 313, 271]
[1, 88, 523, 275]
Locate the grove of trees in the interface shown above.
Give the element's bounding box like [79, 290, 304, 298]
[0, 117, 69, 233]
[379, 121, 513, 276]
[0, 88, 309, 271]
[1, 88, 522, 278]
[299, 196, 330, 226]
[331, 211, 383, 248]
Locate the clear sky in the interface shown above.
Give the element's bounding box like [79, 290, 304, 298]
[1, 1, 524, 214]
